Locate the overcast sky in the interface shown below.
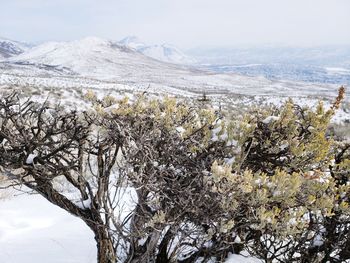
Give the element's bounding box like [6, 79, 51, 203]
[1, 0, 349, 48]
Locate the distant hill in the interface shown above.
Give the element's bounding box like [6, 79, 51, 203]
[118, 36, 195, 65]
[0, 37, 30, 59]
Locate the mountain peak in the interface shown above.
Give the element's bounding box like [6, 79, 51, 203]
[118, 36, 195, 65]
[118, 36, 146, 50]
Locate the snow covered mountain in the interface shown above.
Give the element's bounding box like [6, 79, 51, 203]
[118, 36, 146, 50]
[1, 36, 348, 112]
[0, 37, 29, 59]
[9, 37, 186, 79]
[139, 44, 196, 65]
[6, 36, 209, 91]
[118, 36, 195, 65]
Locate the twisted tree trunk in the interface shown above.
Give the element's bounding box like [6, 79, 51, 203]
[84, 208, 117, 263]
[95, 232, 116, 263]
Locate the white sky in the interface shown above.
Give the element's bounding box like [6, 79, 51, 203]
[1, 0, 349, 48]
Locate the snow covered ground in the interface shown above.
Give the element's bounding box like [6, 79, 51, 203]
[226, 253, 262, 263]
[0, 192, 96, 263]
[0, 190, 260, 263]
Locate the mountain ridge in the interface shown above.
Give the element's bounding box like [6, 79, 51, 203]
[0, 37, 30, 59]
[117, 36, 195, 64]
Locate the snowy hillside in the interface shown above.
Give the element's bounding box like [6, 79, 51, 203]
[139, 44, 196, 64]
[118, 36, 195, 64]
[118, 36, 146, 50]
[0, 37, 29, 59]
[9, 37, 187, 79]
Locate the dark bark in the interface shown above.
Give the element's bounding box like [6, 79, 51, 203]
[84, 208, 117, 263]
[94, 230, 117, 263]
